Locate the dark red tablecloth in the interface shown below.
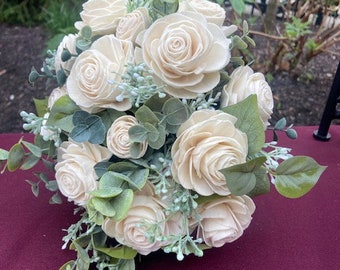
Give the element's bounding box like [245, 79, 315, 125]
[1, 126, 339, 270]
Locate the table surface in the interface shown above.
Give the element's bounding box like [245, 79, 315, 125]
[0, 126, 339, 270]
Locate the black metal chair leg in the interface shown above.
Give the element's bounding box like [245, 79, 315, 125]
[313, 61, 340, 141]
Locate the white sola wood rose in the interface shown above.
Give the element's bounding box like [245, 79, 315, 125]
[116, 7, 151, 43]
[106, 115, 148, 159]
[192, 195, 255, 247]
[67, 35, 133, 113]
[55, 141, 111, 206]
[75, 0, 128, 36]
[221, 65, 274, 128]
[102, 185, 182, 255]
[139, 11, 231, 99]
[171, 110, 248, 196]
[178, 0, 226, 26]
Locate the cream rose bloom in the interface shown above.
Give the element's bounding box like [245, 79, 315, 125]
[139, 11, 231, 98]
[106, 115, 148, 159]
[116, 7, 151, 43]
[102, 194, 179, 255]
[193, 195, 255, 247]
[54, 34, 78, 74]
[171, 110, 248, 196]
[221, 65, 274, 128]
[67, 35, 133, 113]
[47, 86, 67, 109]
[178, 0, 226, 26]
[75, 0, 128, 36]
[55, 141, 112, 206]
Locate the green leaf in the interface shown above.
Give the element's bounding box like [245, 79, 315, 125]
[286, 128, 298, 139]
[20, 153, 40, 170]
[92, 197, 117, 217]
[162, 98, 189, 125]
[0, 149, 9, 160]
[49, 192, 62, 204]
[45, 180, 59, 192]
[220, 156, 267, 196]
[135, 105, 160, 125]
[72, 241, 91, 270]
[97, 109, 125, 131]
[70, 111, 106, 144]
[94, 161, 112, 178]
[274, 117, 287, 130]
[100, 171, 129, 189]
[7, 143, 25, 172]
[222, 95, 265, 156]
[33, 97, 48, 117]
[128, 168, 149, 190]
[275, 156, 326, 198]
[46, 95, 79, 131]
[22, 141, 42, 158]
[152, 0, 179, 18]
[230, 0, 246, 16]
[147, 124, 166, 150]
[129, 125, 148, 143]
[111, 189, 134, 220]
[94, 245, 137, 260]
[232, 35, 248, 50]
[90, 187, 123, 198]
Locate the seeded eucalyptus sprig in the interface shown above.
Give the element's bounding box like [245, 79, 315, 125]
[271, 117, 298, 141]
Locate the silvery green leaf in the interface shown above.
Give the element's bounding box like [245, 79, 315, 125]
[7, 143, 25, 172]
[275, 156, 326, 198]
[162, 97, 189, 125]
[274, 117, 287, 130]
[129, 124, 148, 143]
[220, 156, 267, 196]
[222, 95, 265, 156]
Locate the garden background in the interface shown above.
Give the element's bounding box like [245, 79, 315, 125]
[0, 0, 339, 133]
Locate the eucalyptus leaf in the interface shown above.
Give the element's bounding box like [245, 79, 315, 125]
[99, 171, 129, 189]
[162, 98, 189, 125]
[90, 187, 123, 198]
[129, 142, 145, 159]
[70, 111, 106, 144]
[7, 143, 25, 172]
[97, 109, 125, 131]
[147, 124, 166, 150]
[135, 105, 160, 125]
[22, 141, 42, 158]
[222, 95, 265, 156]
[94, 161, 112, 178]
[111, 189, 134, 221]
[0, 149, 9, 160]
[286, 128, 298, 139]
[94, 245, 137, 260]
[45, 180, 59, 192]
[72, 241, 91, 270]
[33, 97, 48, 117]
[275, 156, 326, 198]
[46, 95, 79, 130]
[108, 161, 139, 173]
[128, 168, 149, 190]
[274, 118, 287, 130]
[20, 153, 40, 170]
[145, 122, 160, 142]
[92, 197, 117, 217]
[49, 192, 62, 204]
[129, 125, 148, 143]
[220, 157, 267, 196]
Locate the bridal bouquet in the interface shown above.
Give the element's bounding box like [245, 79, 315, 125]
[0, 0, 326, 269]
